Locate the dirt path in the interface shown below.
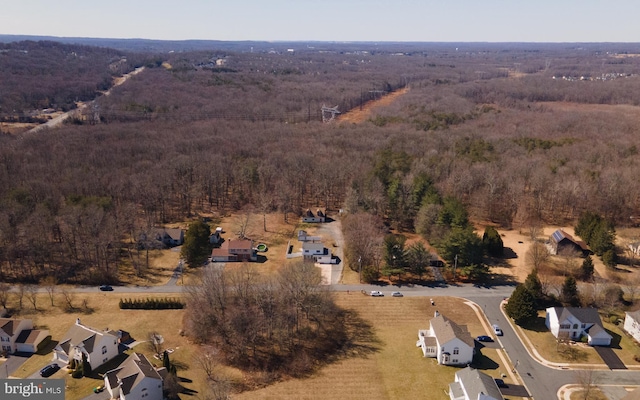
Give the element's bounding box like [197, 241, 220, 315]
[337, 86, 409, 124]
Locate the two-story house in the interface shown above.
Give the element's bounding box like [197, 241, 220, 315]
[211, 239, 257, 262]
[417, 311, 475, 366]
[545, 307, 612, 346]
[104, 352, 165, 400]
[0, 318, 49, 354]
[53, 318, 120, 370]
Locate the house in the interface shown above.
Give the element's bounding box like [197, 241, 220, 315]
[623, 310, 640, 343]
[297, 230, 322, 242]
[53, 318, 120, 369]
[104, 352, 165, 400]
[211, 239, 257, 262]
[155, 228, 184, 247]
[417, 311, 475, 366]
[0, 318, 49, 354]
[209, 227, 223, 245]
[545, 307, 612, 346]
[547, 229, 589, 256]
[301, 209, 326, 223]
[302, 241, 336, 264]
[449, 366, 504, 400]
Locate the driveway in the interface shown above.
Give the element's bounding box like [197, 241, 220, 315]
[0, 354, 30, 378]
[594, 346, 627, 370]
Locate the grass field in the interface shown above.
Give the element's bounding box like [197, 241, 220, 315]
[234, 294, 511, 400]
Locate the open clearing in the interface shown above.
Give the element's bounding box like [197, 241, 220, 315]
[234, 294, 512, 400]
[337, 87, 410, 124]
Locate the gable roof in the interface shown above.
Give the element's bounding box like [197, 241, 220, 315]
[15, 329, 46, 344]
[550, 230, 589, 251]
[455, 367, 503, 400]
[430, 313, 474, 348]
[0, 318, 19, 336]
[59, 321, 116, 355]
[105, 353, 162, 396]
[550, 307, 604, 326]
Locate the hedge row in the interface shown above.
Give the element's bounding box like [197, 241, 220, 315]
[119, 297, 185, 310]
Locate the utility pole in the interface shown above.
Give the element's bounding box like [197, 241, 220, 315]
[453, 254, 458, 281]
[358, 256, 362, 283]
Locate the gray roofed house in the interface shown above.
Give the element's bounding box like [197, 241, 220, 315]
[104, 353, 164, 400]
[449, 366, 504, 400]
[417, 311, 475, 366]
[53, 318, 120, 369]
[545, 307, 612, 346]
[0, 318, 48, 354]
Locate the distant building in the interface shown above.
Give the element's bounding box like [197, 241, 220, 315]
[211, 239, 257, 262]
[417, 311, 475, 366]
[302, 209, 326, 223]
[449, 367, 504, 400]
[547, 229, 589, 256]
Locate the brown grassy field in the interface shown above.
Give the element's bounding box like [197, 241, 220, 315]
[234, 294, 512, 400]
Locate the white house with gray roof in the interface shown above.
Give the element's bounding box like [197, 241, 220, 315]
[545, 307, 612, 346]
[624, 310, 640, 343]
[0, 318, 49, 354]
[449, 367, 504, 400]
[104, 352, 165, 400]
[417, 311, 475, 366]
[53, 318, 119, 369]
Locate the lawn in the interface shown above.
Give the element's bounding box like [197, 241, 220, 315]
[233, 294, 510, 400]
[7, 292, 203, 400]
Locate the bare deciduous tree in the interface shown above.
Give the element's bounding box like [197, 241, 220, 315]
[40, 276, 57, 306]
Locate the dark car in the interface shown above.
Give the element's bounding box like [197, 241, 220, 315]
[494, 378, 508, 388]
[39, 363, 60, 377]
[476, 335, 493, 342]
[99, 285, 114, 291]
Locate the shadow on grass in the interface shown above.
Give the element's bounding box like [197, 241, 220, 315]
[519, 316, 548, 333]
[607, 329, 623, 350]
[35, 337, 58, 355]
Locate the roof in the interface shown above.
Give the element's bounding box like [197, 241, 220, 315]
[455, 367, 503, 400]
[227, 239, 253, 250]
[430, 314, 474, 348]
[302, 242, 325, 251]
[549, 307, 605, 326]
[105, 353, 162, 396]
[58, 321, 116, 355]
[0, 319, 19, 336]
[305, 209, 314, 217]
[550, 229, 589, 251]
[15, 329, 47, 345]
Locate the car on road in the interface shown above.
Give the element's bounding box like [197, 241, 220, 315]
[494, 378, 508, 388]
[99, 285, 113, 291]
[39, 363, 60, 377]
[370, 291, 384, 297]
[476, 335, 493, 342]
[391, 291, 403, 297]
[493, 324, 503, 336]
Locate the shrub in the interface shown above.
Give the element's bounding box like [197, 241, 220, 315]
[119, 297, 185, 310]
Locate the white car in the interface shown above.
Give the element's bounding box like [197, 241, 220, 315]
[493, 324, 503, 336]
[391, 291, 403, 297]
[370, 290, 384, 297]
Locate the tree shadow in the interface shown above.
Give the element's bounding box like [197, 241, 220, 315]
[520, 316, 548, 333]
[35, 337, 58, 355]
[472, 350, 500, 370]
[502, 247, 518, 260]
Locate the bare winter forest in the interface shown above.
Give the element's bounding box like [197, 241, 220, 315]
[2, 40, 640, 283]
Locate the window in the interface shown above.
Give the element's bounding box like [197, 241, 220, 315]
[560, 324, 571, 329]
[103, 357, 108, 363]
[453, 347, 459, 355]
[452, 359, 458, 363]
[102, 345, 107, 355]
[573, 324, 579, 329]
[581, 323, 586, 329]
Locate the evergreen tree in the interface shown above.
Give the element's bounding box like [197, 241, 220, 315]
[82, 352, 92, 377]
[382, 234, 407, 279]
[505, 284, 538, 325]
[406, 241, 430, 279]
[561, 276, 580, 307]
[580, 256, 595, 281]
[437, 226, 484, 278]
[602, 249, 617, 268]
[181, 220, 211, 267]
[524, 269, 543, 301]
[482, 226, 504, 257]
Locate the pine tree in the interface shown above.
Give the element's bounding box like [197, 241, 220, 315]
[482, 226, 504, 257]
[82, 352, 92, 377]
[524, 269, 543, 301]
[505, 284, 538, 325]
[561, 276, 580, 307]
[181, 220, 211, 267]
[580, 256, 595, 281]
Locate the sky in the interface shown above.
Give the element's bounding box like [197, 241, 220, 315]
[2, 0, 640, 43]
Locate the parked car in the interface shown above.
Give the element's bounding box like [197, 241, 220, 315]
[370, 291, 384, 297]
[39, 363, 60, 377]
[99, 285, 114, 291]
[476, 335, 493, 342]
[494, 378, 508, 388]
[391, 291, 403, 297]
[493, 324, 503, 336]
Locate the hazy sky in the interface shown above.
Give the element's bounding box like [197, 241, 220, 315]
[3, 0, 640, 42]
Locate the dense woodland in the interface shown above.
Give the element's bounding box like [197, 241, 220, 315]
[2, 40, 640, 283]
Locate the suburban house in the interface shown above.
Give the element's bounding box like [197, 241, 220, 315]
[104, 352, 165, 400]
[623, 310, 640, 343]
[301, 209, 326, 223]
[417, 311, 475, 366]
[53, 318, 120, 369]
[547, 229, 589, 256]
[545, 307, 612, 346]
[211, 239, 257, 262]
[302, 241, 336, 264]
[155, 228, 184, 247]
[449, 366, 504, 400]
[297, 230, 322, 242]
[0, 318, 49, 354]
[209, 227, 224, 245]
